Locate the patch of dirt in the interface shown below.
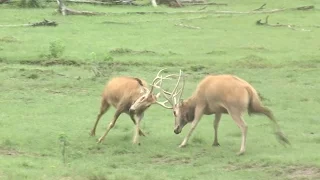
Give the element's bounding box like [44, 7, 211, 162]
[234, 55, 276, 69]
[159, 62, 180, 67]
[288, 59, 320, 69]
[206, 50, 227, 55]
[19, 68, 55, 79]
[151, 155, 191, 165]
[225, 162, 320, 180]
[0, 147, 47, 157]
[20, 59, 82, 66]
[240, 45, 270, 52]
[0, 36, 20, 43]
[287, 166, 320, 180]
[109, 48, 158, 55]
[0, 148, 23, 156]
[87, 174, 108, 180]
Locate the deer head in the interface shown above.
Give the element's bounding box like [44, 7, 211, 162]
[155, 69, 187, 133]
[129, 69, 178, 113]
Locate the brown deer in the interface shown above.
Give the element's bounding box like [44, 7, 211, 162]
[90, 70, 170, 145]
[156, 70, 290, 155]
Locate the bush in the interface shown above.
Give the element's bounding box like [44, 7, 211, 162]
[49, 40, 65, 59]
[18, 0, 42, 8]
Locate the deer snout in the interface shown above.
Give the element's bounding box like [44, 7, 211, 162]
[174, 127, 181, 134]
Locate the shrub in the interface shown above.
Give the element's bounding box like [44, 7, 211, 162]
[49, 40, 65, 58]
[18, 0, 42, 8]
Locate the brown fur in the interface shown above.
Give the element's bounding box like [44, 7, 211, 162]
[171, 74, 290, 155]
[90, 76, 158, 145]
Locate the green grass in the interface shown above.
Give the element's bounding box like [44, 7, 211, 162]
[1, 1, 320, 179]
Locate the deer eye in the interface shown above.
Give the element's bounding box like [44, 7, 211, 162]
[173, 111, 177, 117]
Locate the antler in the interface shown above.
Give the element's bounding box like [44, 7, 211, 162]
[155, 69, 185, 109]
[147, 68, 183, 109]
[148, 68, 179, 93]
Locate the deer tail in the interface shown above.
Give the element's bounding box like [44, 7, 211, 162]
[246, 87, 290, 146]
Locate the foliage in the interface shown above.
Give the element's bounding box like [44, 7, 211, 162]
[48, 40, 65, 59]
[18, 0, 42, 8]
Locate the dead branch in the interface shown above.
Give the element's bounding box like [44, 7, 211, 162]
[102, 15, 208, 24]
[256, 16, 311, 31]
[96, 4, 315, 15]
[197, 6, 207, 11]
[253, 3, 266, 11]
[210, 5, 314, 14]
[65, 0, 157, 7]
[53, 1, 314, 16]
[65, 0, 138, 5]
[182, 1, 227, 6]
[175, 23, 200, 29]
[56, 0, 106, 16]
[0, 19, 57, 27]
[66, 0, 113, 5]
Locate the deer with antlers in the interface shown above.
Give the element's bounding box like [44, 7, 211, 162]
[153, 69, 290, 155]
[90, 70, 171, 145]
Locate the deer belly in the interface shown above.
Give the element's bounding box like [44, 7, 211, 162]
[204, 103, 228, 114]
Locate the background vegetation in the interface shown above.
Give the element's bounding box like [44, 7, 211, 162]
[0, 0, 320, 179]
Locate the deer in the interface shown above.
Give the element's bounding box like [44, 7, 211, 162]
[90, 70, 172, 145]
[154, 70, 290, 155]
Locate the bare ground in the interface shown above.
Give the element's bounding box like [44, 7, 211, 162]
[225, 162, 320, 180]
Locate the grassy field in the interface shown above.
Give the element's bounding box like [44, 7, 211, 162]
[1, 0, 320, 179]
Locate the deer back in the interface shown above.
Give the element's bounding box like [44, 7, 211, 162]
[193, 75, 256, 113]
[102, 77, 148, 107]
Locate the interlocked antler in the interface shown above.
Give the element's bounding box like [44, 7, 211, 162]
[163, 69, 185, 105]
[147, 69, 182, 109]
[154, 69, 185, 109]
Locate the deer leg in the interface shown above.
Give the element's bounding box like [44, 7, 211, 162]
[129, 113, 146, 137]
[179, 107, 204, 148]
[90, 100, 110, 136]
[97, 109, 122, 144]
[229, 110, 247, 155]
[133, 113, 144, 145]
[213, 113, 222, 146]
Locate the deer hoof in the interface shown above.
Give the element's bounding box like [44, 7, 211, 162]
[90, 131, 96, 137]
[237, 151, 245, 156]
[97, 137, 104, 144]
[133, 142, 141, 146]
[178, 144, 187, 148]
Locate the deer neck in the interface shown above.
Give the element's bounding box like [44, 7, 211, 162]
[184, 97, 197, 122]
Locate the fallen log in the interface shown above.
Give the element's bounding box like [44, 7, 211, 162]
[56, 0, 106, 16]
[65, 0, 136, 5]
[0, 19, 57, 27]
[256, 16, 311, 31]
[99, 4, 315, 15]
[182, 1, 227, 6]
